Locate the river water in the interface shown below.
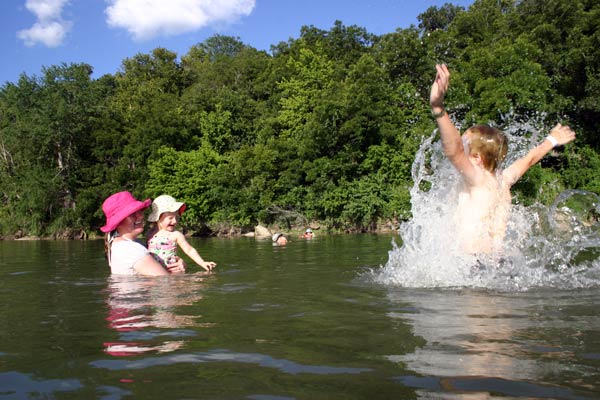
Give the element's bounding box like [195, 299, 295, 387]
[0, 235, 598, 399]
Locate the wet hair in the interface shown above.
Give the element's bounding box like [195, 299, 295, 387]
[465, 124, 508, 173]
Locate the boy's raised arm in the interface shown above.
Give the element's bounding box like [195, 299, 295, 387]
[503, 123, 576, 186]
[430, 64, 478, 183]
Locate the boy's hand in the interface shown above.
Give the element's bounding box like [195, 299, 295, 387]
[430, 64, 450, 109]
[549, 123, 576, 146]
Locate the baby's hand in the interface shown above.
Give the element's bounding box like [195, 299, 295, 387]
[200, 261, 217, 272]
[549, 123, 576, 146]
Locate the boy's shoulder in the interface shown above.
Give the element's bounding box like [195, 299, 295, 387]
[463, 167, 499, 188]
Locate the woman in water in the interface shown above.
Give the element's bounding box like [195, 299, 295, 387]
[101, 191, 186, 276]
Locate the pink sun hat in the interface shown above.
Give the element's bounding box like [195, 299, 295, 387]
[100, 191, 151, 233]
[147, 195, 187, 222]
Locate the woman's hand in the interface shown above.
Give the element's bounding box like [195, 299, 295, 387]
[166, 257, 186, 274]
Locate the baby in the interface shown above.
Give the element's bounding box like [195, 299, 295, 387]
[147, 195, 217, 272]
[430, 64, 576, 254]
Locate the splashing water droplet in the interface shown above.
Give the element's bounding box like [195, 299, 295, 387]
[373, 121, 600, 291]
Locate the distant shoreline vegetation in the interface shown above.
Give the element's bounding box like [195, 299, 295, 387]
[1, 1, 599, 239]
[2, 221, 400, 240]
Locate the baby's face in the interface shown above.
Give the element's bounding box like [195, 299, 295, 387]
[159, 212, 179, 231]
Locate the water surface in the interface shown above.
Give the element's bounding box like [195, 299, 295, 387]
[0, 236, 598, 399]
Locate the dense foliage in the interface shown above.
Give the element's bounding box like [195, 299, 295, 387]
[1, 0, 599, 237]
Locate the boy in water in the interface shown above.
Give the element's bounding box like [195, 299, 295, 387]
[430, 64, 576, 254]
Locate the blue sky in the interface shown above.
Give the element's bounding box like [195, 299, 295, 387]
[1, 0, 474, 85]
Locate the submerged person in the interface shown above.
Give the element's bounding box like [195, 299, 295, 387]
[272, 232, 288, 246]
[429, 64, 576, 254]
[101, 191, 186, 276]
[146, 195, 217, 272]
[301, 228, 314, 239]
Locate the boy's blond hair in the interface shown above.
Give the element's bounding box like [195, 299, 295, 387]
[465, 124, 508, 173]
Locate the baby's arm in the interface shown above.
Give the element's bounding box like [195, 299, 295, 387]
[174, 231, 217, 271]
[503, 123, 576, 186]
[430, 64, 478, 184]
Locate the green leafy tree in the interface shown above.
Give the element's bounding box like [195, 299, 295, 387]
[0, 63, 100, 235]
[456, 37, 552, 122]
[145, 144, 222, 231]
[109, 48, 188, 190]
[181, 36, 271, 151]
[418, 3, 465, 32]
[1, 2, 599, 236]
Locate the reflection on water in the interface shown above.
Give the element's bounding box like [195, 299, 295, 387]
[1, 237, 598, 399]
[103, 273, 211, 357]
[385, 288, 599, 399]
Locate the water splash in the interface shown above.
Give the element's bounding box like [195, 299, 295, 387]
[375, 122, 600, 290]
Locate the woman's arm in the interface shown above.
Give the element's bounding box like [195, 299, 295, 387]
[165, 256, 187, 274]
[133, 254, 170, 276]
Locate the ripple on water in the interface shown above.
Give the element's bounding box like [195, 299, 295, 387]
[397, 375, 592, 400]
[90, 349, 372, 375]
[0, 371, 83, 398]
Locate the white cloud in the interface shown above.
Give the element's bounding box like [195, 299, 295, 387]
[24, 0, 68, 20]
[105, 0, 256, 41]
[17, 0, 71, 47]
[17, 20, 72, 47]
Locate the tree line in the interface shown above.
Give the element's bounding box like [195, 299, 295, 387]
[0, 0, 598, 238]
